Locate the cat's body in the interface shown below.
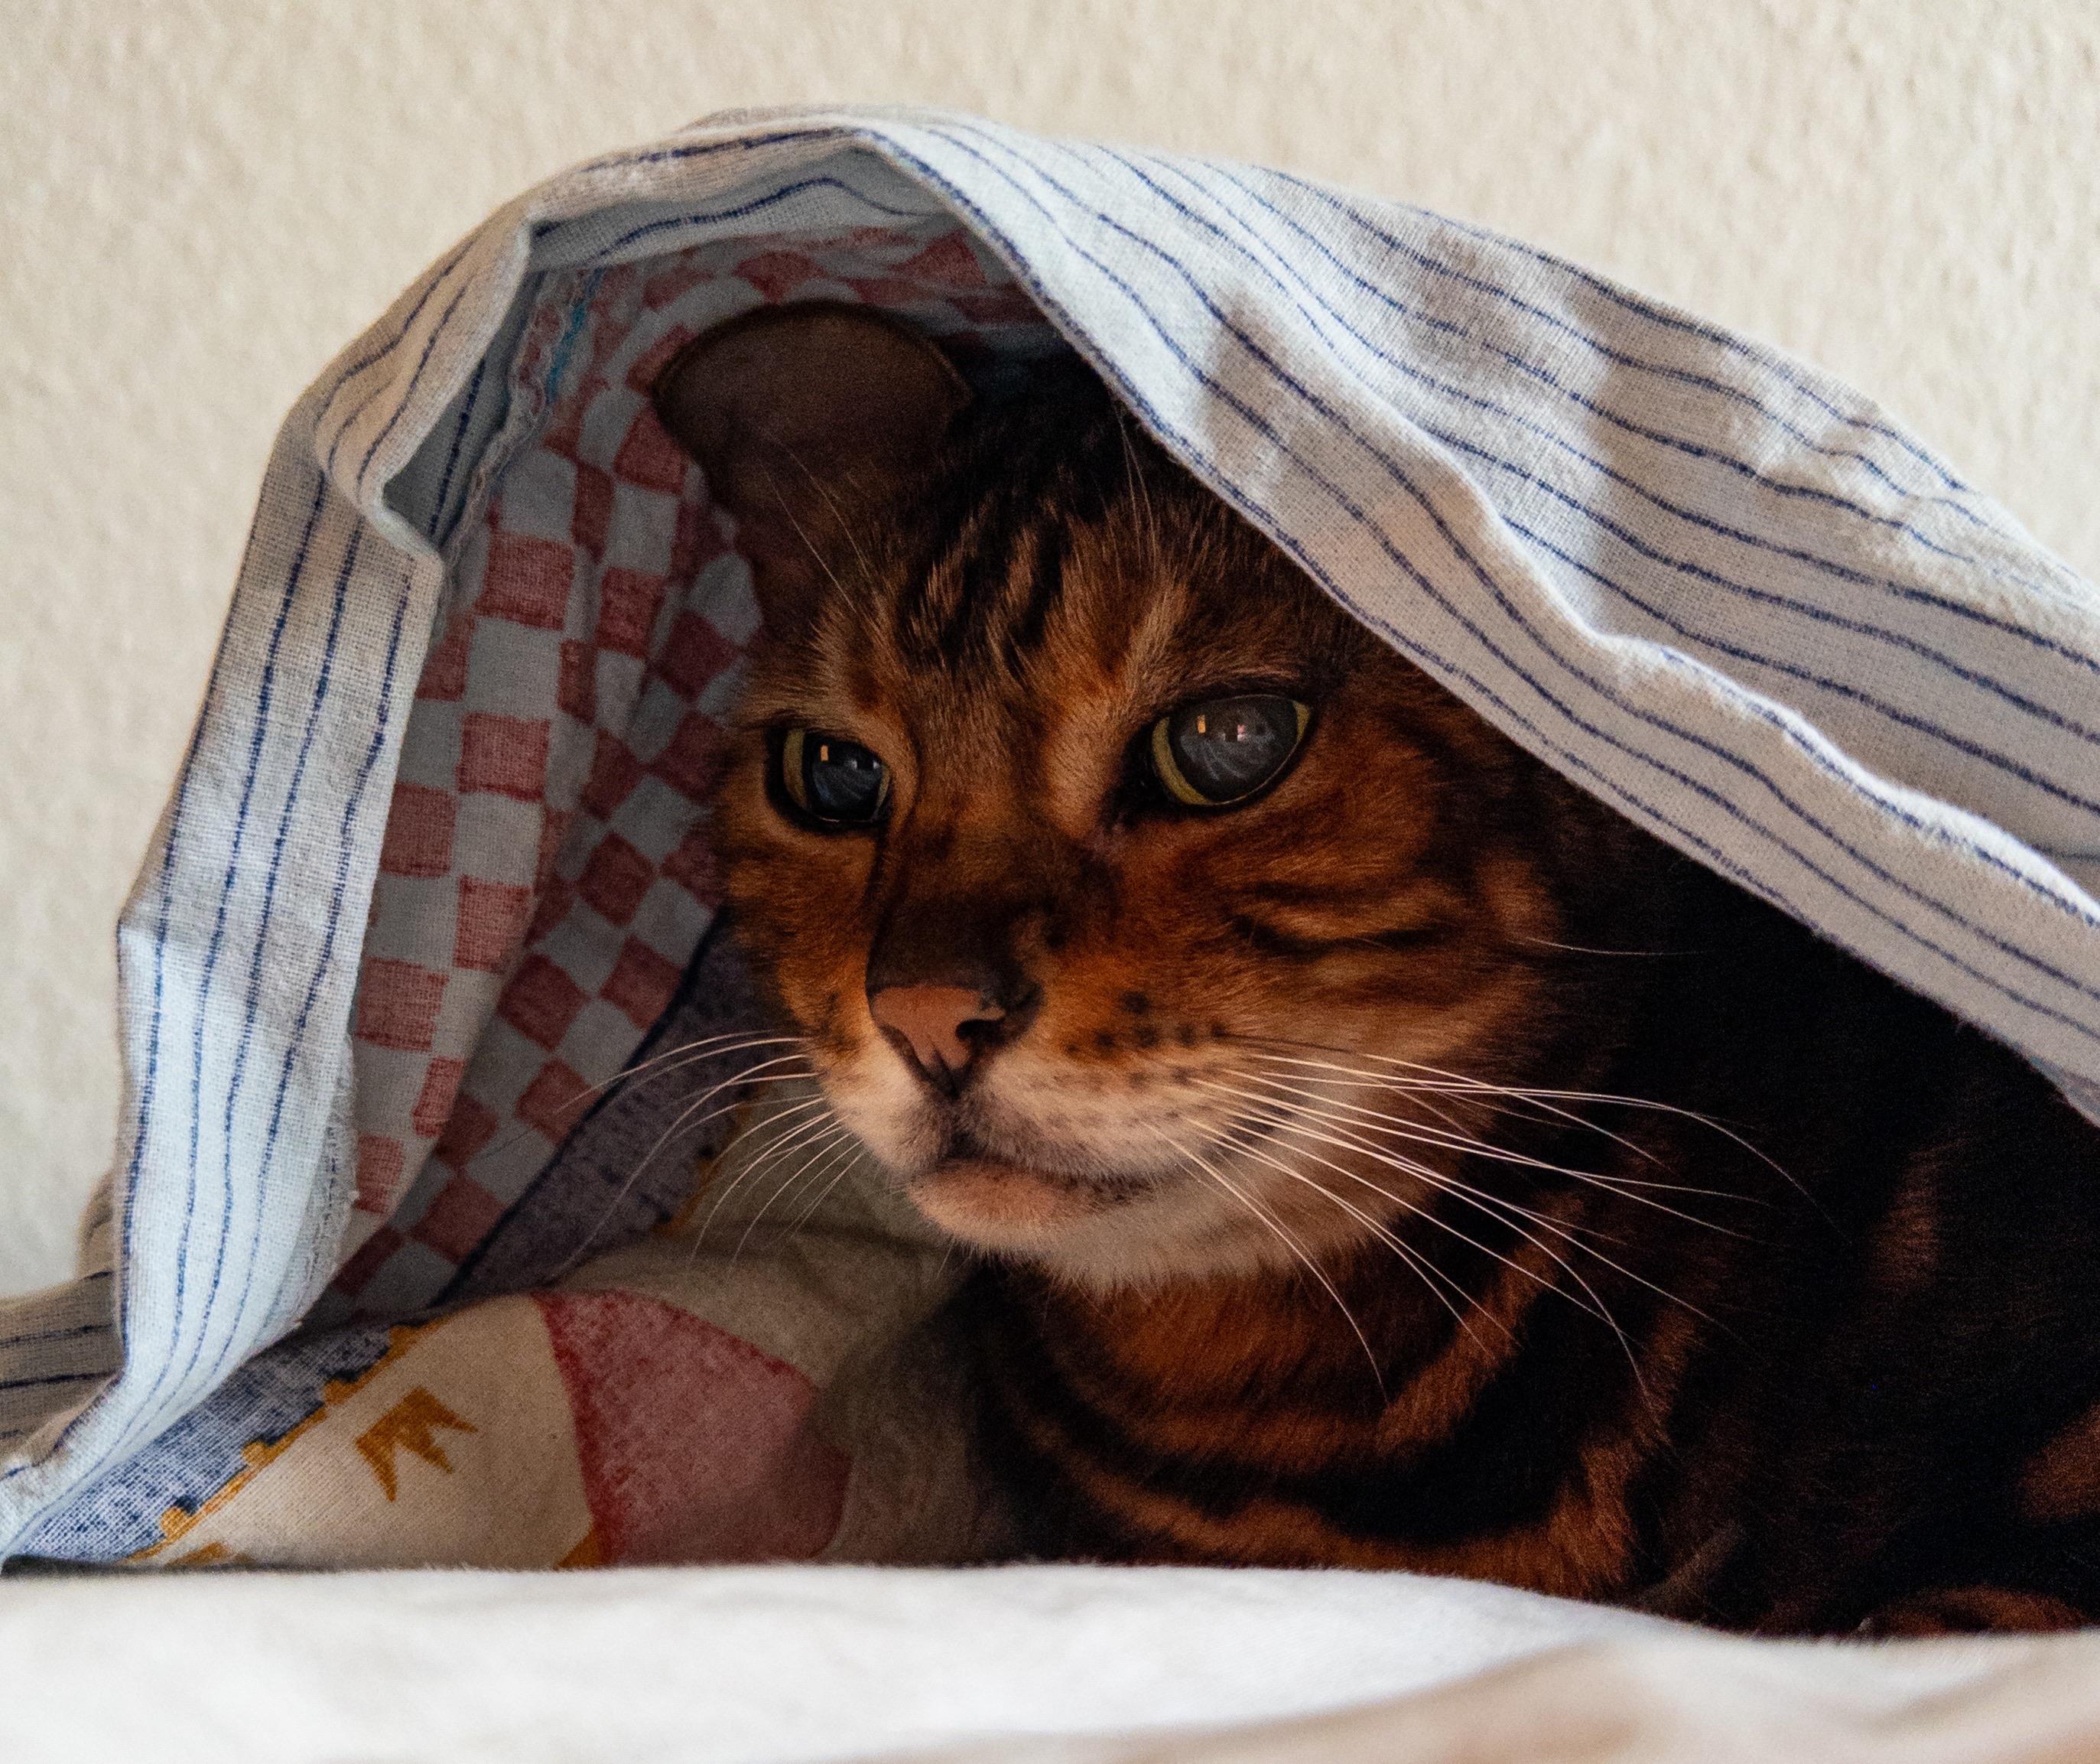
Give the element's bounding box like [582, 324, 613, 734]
[654, 304, 2100, 1635]
[960, 866, 2100, 1634]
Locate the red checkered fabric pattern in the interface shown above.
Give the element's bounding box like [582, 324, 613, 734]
[334, 222, 1056, 1316]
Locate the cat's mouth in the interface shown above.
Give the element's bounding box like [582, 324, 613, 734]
[902, 1128, 1143, 1251]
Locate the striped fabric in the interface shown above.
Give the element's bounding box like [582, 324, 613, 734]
[2, 105, 2095, 1560]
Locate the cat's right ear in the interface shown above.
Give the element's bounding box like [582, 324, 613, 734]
[651, 301, 971, 634]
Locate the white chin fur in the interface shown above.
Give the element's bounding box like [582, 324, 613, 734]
[823, 1046, 1386, 1292]
[898, 1154, 1344, 1294]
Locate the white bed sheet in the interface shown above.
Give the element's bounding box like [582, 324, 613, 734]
[6, 1564, 2099, 1763]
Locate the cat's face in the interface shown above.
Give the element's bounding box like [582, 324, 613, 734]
[660, 308, 1623, 1289]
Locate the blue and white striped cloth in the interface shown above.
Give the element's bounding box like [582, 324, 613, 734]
[3, 106, 2096, 1560]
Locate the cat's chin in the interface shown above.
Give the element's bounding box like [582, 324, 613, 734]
[904, 1155, 1106, 1255]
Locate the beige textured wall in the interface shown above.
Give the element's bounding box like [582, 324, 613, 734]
[2, 0, 2095, 1294]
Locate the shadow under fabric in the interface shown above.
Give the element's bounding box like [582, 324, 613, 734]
[1, 105, 2096, 1569]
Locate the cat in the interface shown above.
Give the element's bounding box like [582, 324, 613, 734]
[652, 301, 2100, 1636]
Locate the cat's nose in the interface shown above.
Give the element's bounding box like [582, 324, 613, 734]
[868, 985, 1011, 1094]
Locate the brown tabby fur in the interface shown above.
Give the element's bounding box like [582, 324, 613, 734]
[658, 305, 2100, 1637]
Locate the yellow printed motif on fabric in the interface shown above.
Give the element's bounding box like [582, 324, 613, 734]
[354, 1387, 479, 1501]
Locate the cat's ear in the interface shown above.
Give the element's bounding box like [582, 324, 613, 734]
[651, 301, 971, 633]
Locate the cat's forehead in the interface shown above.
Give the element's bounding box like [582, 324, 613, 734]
[834, 399, 1337, 724]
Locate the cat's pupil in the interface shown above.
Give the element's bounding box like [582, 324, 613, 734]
[1165, 694, 1302, 802]
[802, 734, 887, 822]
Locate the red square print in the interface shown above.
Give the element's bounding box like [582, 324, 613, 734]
[334, 1225, 405, 1300]
[498, 952, 587, 1051]
[541, 396, 586, 464]
[409, 1176, 507, 1263]
[571, 463, 614, 558]
[356, 960, 448, 1052]
[478, 531, 575, 630]
[453, 876, 533, 973]
[527, 874, 577, 945]
[658, 610, 737, 698]
[659, 825, 720, 905]
[734, 250, 823, 302]
[624, 324, 696, 395]
[581, 732, 644, 821]
[612, 407, 691, 496]
[597, 568, 668, 658]
[576, 833, 654, 926]
[668, 495, 726, 582]
[410, 1056, 467, 1141]
[642, 264, 706, 310]
[458, 713, 550, 801]
[558, 639, 598, 724]
[845, 274, 938, 312]
[649, 711, 724, 800]
[898, 233, 987, 288]
[378, 781, 457, 879]
[354, 1134, 405, 1213]
[517, 1059, 593, 1143]
[434, 1091, 499, 1170]
[603, 938, 682, 1029]
[417, 613, 472, 702]
[535, 809, 574, 895]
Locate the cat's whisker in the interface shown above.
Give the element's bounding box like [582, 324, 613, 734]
[623, 1053, 821, 1212]
[741, 1113, 855, 1225]
[459, 1033, 813, 1199]
[684, 1091, 838, 1260]
[1230, 1095, 1673, 1404]
[1199, 1078, 1637, 1245]
[1219, 1065, 1634, 1171]
[1115, 410, 1166, 582]
[1151, 1124, 1388, 1399]
[628, 1047, 819, 1163]
[1227, 1094, 1654, 1383]
[682, 1092, 829, 1215]
[1234, 1040, 1724, 1183]
[1250, 1094, 1712, 1358]
[603, 1030, 812, 1098]
[1212, 1097, 1624, 1340]
[1237, 1037, 1802, 1200]
[731, 1118, 856, 1263]
[784, 1133, 873, 1236]
[714, 1098, 842, 1203]
[1507, 934, 1698, 958]
[1227, 1040, 1667, 1167]
[1207, 1114, 1499, 1351]
[552, 1049, 819, 1276]
[770, 454, 879, 620]
[793, 451, 888, 617]
[1339, 1057, 1812, 1222]
[1214, 1068, 1759, 1223]
[1231, 1037, 1617, 1111]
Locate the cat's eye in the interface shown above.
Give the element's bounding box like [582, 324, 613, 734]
[779, 728, 891, 828]
[1148, 693, 1312, 808]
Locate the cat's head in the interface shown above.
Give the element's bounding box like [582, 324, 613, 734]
[656, 304, 1640, 1289]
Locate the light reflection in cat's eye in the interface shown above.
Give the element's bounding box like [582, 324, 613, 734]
[1149, 693, 1311, 809]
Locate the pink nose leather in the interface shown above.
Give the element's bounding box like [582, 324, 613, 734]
[869, 985, 1005, 1085]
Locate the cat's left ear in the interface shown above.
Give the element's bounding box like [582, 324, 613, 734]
[651, 301, 971, 633]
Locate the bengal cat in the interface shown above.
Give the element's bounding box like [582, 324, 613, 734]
[652, 302, 2100, 1636]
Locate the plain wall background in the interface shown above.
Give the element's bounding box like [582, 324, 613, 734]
[2, 0, 2095, 1295]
